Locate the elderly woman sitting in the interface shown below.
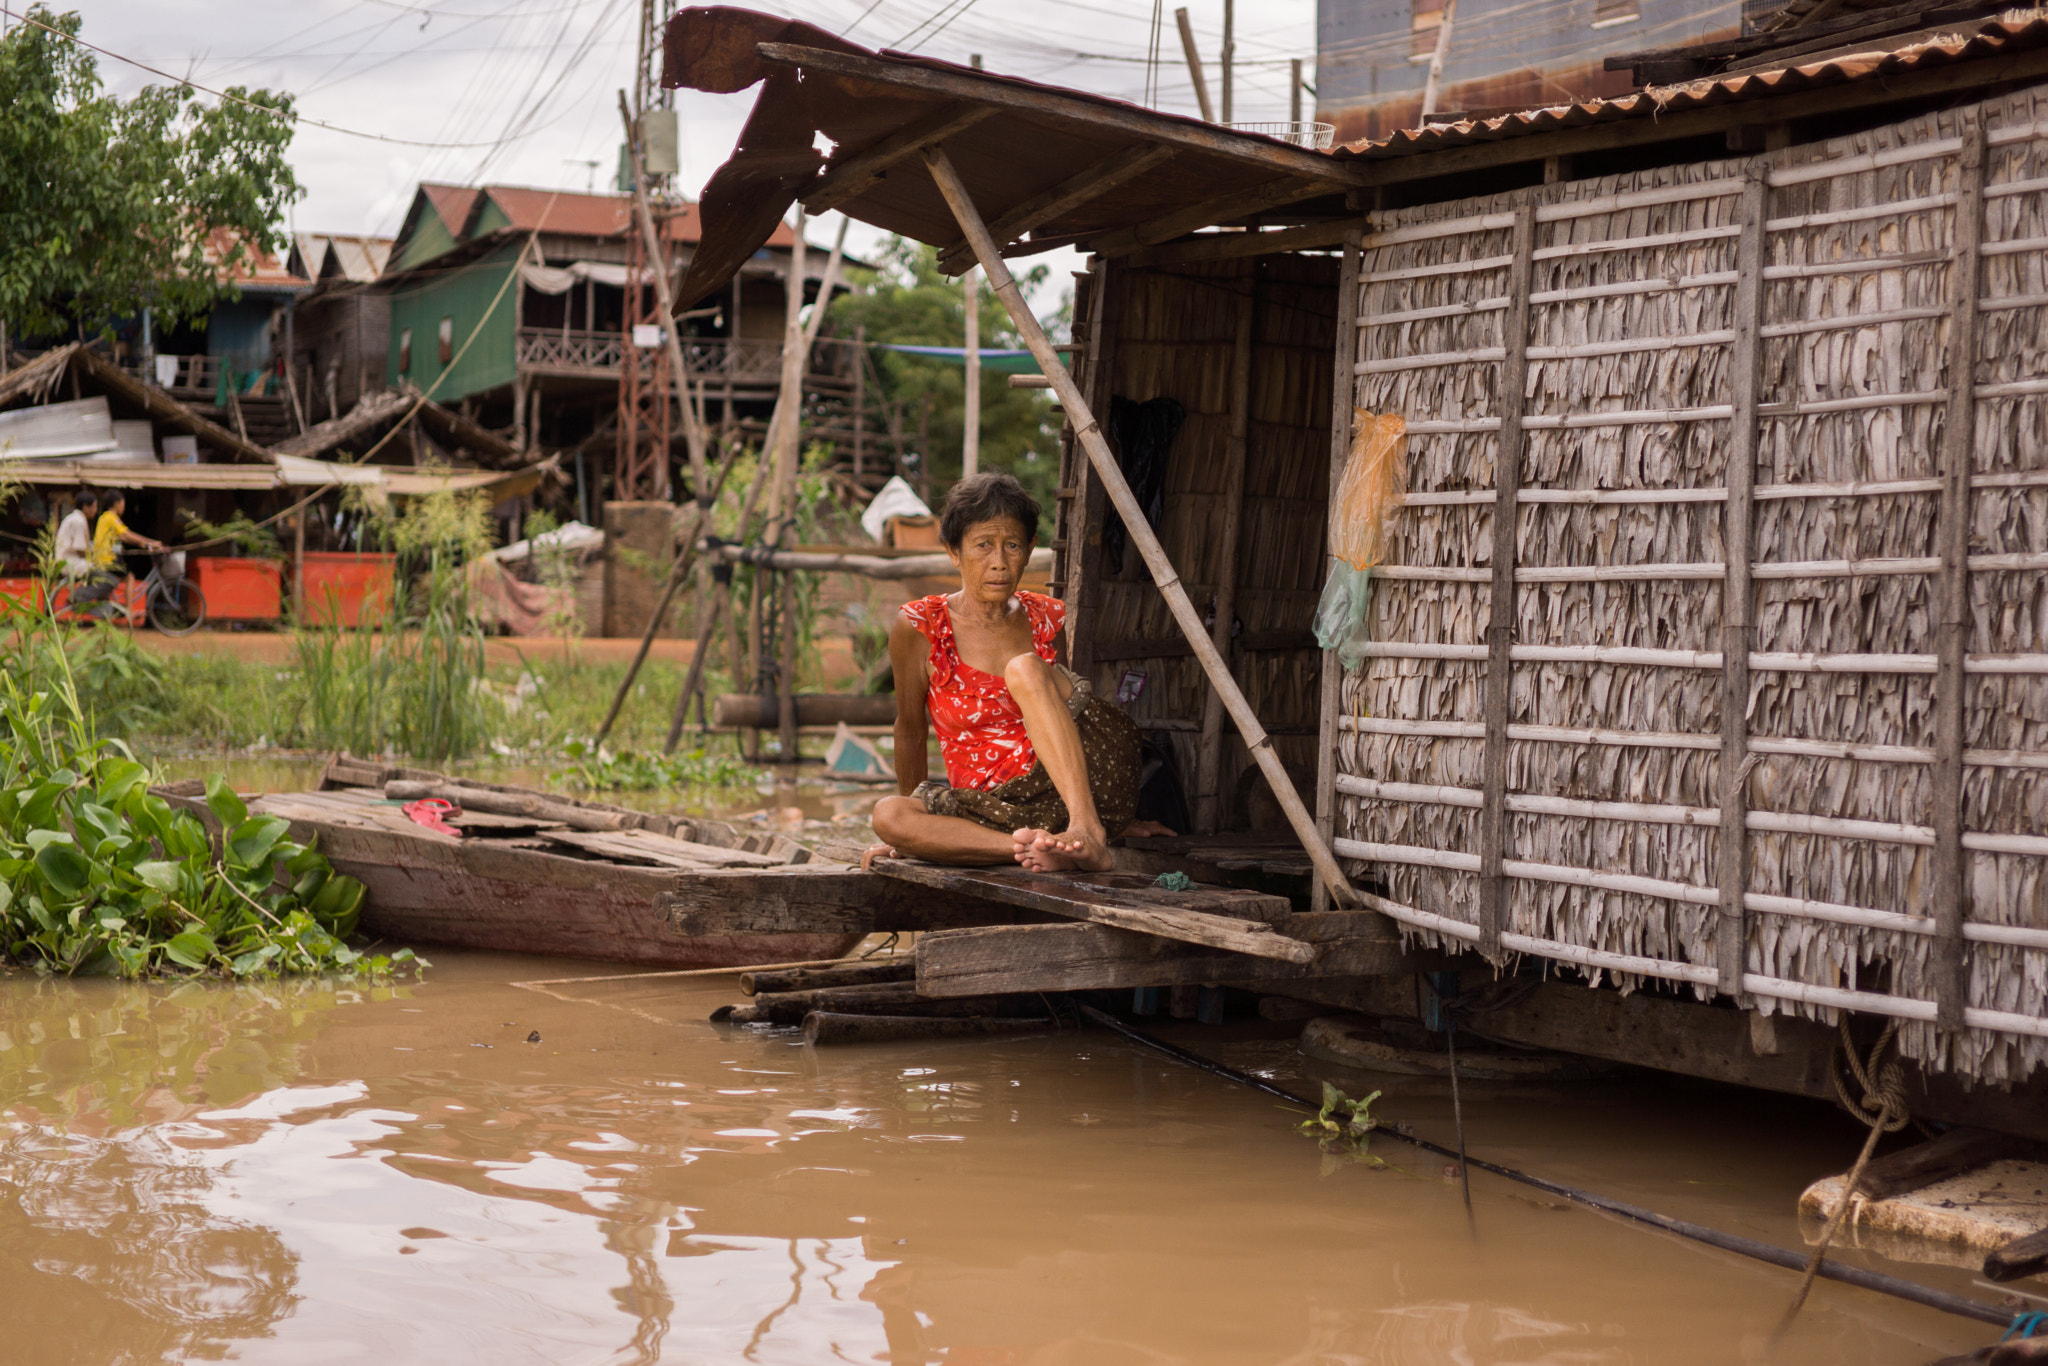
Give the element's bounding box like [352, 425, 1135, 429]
[863, 472, 1142, 873]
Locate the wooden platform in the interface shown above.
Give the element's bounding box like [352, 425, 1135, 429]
[1802, 1159, 2048, 1273]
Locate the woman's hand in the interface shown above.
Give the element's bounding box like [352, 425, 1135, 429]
[860, 843, 898, 871]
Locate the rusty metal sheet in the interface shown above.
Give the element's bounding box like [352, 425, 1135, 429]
[1331, 16, 2048, 164]
[661, 6, 1353, 310]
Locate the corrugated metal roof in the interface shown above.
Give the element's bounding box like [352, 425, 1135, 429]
[1334, 16, 2048, 162]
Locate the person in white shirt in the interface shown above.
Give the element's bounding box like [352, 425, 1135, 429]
[54, 489, 96, 581]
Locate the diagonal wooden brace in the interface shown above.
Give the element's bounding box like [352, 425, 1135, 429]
[921, 144, 1360, 908]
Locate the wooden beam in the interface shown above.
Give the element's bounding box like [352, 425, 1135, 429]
[936, 144, 1178, 275]
[756, 42, 1364, 185]
[1195, 281, 1257, 834]
[801, 102, 998, 215]
[1314, 229, 1364, 915]
[1932, 115, 1987, 1033]
[871, 859, 1315, 960]
[1475, 197, 1537, 960]
[656, 864, 1055, 935]
[1067, 255, 1117, 673]
[1123, 218, 1365, 268]
[1986, 1227, 2048, 1283]
[923, 143, 1361, 906]
[1718, 163, 1768, 996]
[1347, 45, 2048, 191]
[1087, 176, 1350, 257]
[1853, 1126, 2033, 1200]
[916, 915, 1408, 997]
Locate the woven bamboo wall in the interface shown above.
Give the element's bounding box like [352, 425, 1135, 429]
[1335, 87, 2048, 1085]
[1068, 256, 1337, 828]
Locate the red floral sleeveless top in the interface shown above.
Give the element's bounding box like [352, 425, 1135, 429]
[902, 591, 1065, 791]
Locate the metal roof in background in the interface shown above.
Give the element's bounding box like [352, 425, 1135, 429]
[1334, 15, 2048, 163]
[661, 6, 1361, 308]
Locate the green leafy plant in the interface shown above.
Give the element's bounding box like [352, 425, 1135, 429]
[0, 611, 416, 979]
[1297, 1082, 1389, 1167]
[556, 739, 759, 794]
[183, 510, 283, 561]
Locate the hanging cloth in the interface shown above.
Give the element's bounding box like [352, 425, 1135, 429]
[1102, 395, 1186, 577]
[1315, 411, 1408, 670]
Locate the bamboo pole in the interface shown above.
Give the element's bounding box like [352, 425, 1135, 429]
[962, 266, 980, 478]
[922, 144, 1358, 905]
[1313, 230, 1364, 915]
[1718, 163, 1766, 996]
[1418, 0, 1458, 120]
[1350, 641, 2048, 673]
[1933, 114, 1987, 1034]
[1194, 280, 1256, 833]
[1476, 197, 1537, 960]
[1173, 7, 1214, 122]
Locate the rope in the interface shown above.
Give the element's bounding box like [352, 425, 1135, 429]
[1780, 1018, 1910, 1326]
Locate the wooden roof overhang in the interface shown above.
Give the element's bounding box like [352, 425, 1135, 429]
[661, 6, 1366, 307]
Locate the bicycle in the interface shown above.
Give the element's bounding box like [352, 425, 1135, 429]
[53, 552, 208, 635]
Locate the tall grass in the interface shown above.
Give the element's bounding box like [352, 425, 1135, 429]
[294, 485, 496, 761]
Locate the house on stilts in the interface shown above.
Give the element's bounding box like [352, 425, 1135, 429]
[656, 6, 2048, 1142]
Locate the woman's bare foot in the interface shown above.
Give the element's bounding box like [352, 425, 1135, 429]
[1011, 826, 1112, 873]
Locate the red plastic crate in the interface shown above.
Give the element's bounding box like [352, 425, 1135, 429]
[191, 557, 283, 621]
[0, 577, 44, 612]
[298, 552, 395, 628]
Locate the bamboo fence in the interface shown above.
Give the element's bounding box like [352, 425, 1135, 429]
[1335, 87, 2048, 1085]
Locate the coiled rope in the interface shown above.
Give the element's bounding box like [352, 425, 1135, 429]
[1781, 1017, 1910, 1325]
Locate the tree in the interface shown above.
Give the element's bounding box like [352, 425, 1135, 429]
[0, 7, 301, 340]
[827, 236, 1065, 523]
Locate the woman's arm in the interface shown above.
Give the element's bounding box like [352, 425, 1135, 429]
[889, 613, 931, 795]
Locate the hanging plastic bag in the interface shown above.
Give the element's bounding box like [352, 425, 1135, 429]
[1318, 411, 1408, 671]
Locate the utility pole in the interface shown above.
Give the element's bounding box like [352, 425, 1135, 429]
[1420, 0, 1459, 120]
[1173, 9, 1215, 122]
[1291, 57, 1303, 125]
[963, 267, 980, 478]
[1220, 0, 1234, 124]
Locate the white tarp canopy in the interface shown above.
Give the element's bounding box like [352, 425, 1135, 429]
[518, 260, 648, 295]
[490, 519, 604, 564]
[274, 453, 384, 487]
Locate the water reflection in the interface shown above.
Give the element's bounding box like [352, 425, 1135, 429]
[0, 961, 1996, 1365]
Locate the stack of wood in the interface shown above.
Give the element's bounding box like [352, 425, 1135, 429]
[712, 957, 1054, 1045]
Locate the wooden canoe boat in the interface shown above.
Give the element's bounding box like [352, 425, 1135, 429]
[166, 756, 864, 969]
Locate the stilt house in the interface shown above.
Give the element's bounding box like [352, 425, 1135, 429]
[663, 6, 2048, 1135]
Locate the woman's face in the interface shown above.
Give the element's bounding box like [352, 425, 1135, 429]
[949, 516, 1032, 606]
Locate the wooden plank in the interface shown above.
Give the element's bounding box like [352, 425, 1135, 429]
[1933, 115, 1987, 1033]
[1123, 218, 1364, 268]
[1718, 163, 1768, 996]
[1065, 254, 1116, 671]
[1475, 196, 1538, 960]
[1085, 176, 1350, 258]
[1314, 229, 1364, 915]
[871, 859, 1314, 961]
[801, 102, 998, 215]
[936, 143, 1178, 274]
[540, 827, 780, 870]
[1854, 1126, 2033, 1200]
[1194, 278, 1257, 833]
[658, 864, 1055, 936]
[803, 1013, 1050, 1045]
[741, 959, 916, 994]
[756, 42, 1365, 185]
[916, 915, 1406, 996]
[1985, 1227, 2048, 1282]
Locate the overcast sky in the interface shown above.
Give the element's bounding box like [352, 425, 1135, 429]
[29, 0, 1319, 309]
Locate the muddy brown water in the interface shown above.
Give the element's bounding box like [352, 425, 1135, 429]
[54, 756, 1998, 1361]
[0, 950, 2009, 1365]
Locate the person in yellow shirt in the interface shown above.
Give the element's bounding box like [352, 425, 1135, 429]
[75, 491, 163, 618]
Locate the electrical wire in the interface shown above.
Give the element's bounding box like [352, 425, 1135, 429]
[5, 8, 562, 149]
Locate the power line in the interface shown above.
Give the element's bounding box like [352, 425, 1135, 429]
[6, 9, 562, 149]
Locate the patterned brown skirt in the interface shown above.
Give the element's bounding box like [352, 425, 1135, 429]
[913, 673, 1141, 838]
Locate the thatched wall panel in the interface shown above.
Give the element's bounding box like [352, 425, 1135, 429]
[1337, 89, 2048, 1085]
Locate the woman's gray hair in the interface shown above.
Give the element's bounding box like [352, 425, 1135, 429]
[939, 471, 1041, 548]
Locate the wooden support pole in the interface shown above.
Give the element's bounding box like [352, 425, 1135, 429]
[292, 502, 307, 621]
[922, 145, 1358, 906]
[1173, 8, 1215, 122]
[1313, 230, 1364, 914]
[1475, 197, 1538, 960]
[1068, 256, 1118, 674]
[963, 264, 981, 477]
[852, 322, 866, 478]
[778, 565, 799, 762]
[1932, 115, 1987, 1033]
[1195, 278, 1257, 833]
[1717, 163, 1768, 996]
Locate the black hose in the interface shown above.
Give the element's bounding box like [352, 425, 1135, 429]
[1075, 1005, 2013, 1330]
